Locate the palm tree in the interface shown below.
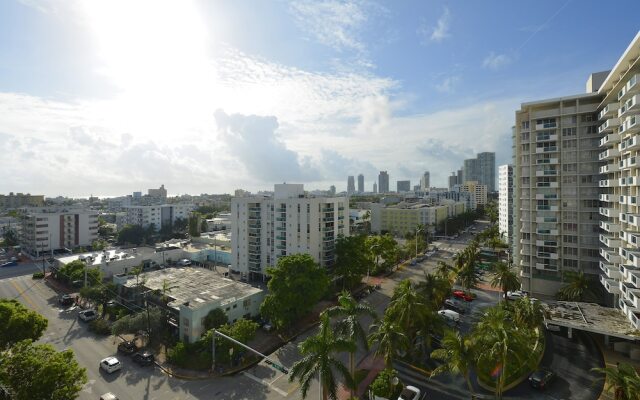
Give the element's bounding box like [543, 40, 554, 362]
[592, 362, 640, 400]
[388, 280, 429, 341]
[489, 261, 521, 301]
[430, 329, 476, 397]
[368, 316, 409, 368]
[436, 261, 457, 284]
[417, 273, 451, 309]
[323, 291, 377, 397]
[289, 313, 356, 400]
[511, 297, 545, 330]
[159, 279, 178, 303]
[557, 271, 597, 301]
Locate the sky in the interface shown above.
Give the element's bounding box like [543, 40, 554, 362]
[0, 0, 639, 197]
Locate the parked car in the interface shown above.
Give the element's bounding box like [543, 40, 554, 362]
[398, 385, 421, 400]
[100, 393, 119, 400]
[177, 259, 191, 266]
[444, 299, 465, 314]
[452, 290, 473, 302]
[438, 309, 461, 323]
[529, 368, 556, 389]
[117, 340, 138, 355]
[78, 309, 98, 322]
[58, 294, 75, 306]
[99, 357, 122, 374]
[0, 261, 17, 268]
[507, 290, 525, 301]
[132, 351, 155, 366]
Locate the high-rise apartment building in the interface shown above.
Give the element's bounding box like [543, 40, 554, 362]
[595, 32, 640, 329]
[397, 180, 411, 193]
[514, 92, 603, 296]
[373, 183, 378, 194]
[231, 184, 348, 281]
[478, 152, 496, 192]
[19, 208, 99, 256]
[498, 164, 514, 250]
[460, 181, 487, 209]
[118, 204, 195, 231]
[463, 159, 478, 183]
[347, 176, 355, 195]
[357, 174, 364, 193]
[378, 171, 389, 193]
[448, 172, 458, 190]
[420, 171, 430, 191]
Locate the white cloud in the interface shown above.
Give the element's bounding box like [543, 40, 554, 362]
[418, 7, 451, 44]
[482, 52, 512, 70]
[435, 76, 460, 93]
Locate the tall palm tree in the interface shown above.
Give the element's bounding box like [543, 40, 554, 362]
[511, 297, 545, 330]
[160, 279, 178, 304]
[323, 291, 377, 397]
[289, 314, 356, 400]
[368, 316, 409, 368]
[592, 362, 640, 400]
[557, 271, 597, 301]
[436, 261, 457, 284]
[388, 280, 429, 342]
[430, 329, 476, 397]
[417, 273, 451, 309]
[489, 261, 521, 301]
[472, 307, 528, 399]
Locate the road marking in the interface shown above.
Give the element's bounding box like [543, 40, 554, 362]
[241, 371, 288, 397]
[10, 279, 38, 310]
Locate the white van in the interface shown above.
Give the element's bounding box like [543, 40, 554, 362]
[438, 309, 461, 323]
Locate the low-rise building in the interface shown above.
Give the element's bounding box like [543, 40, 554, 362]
[114, 267, 264, 343]
[370, 202, 460, 237]
[0, 193, 45, 209]
[118, 204, 195, 230]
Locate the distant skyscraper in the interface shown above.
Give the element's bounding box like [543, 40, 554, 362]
[463, 158, 478, 183]
[478, 152, 496, 192]
[396, 180, 410, 193]
[457, 169, 463, 185]
[329, 185, 336, 196]
[373, 183, 378, 193]
[347, 176, 355, 194]
[448, 172, 458, 190]
[378, 171, 389, 193]
[420, 171, 430, 191]
[357, 174, 364, 193]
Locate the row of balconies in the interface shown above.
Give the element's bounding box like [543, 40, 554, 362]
[619, 135, 639, 152]
[600, 132, 622, 147]
[617, 73, 639, 101]
[599, 102, 619, 121]
[599, 163, 619, 174]
[620, 176, 639, 187]
[620, 156, 638, 170]
[599, 233, 621, 248]
[599, 117, 621, 134]
[599, 148, 620, 161]
[599, 179, 620, 188]
[619, 94, 639, 117]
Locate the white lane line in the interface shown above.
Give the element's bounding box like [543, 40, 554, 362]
[242, 371, 288, 397]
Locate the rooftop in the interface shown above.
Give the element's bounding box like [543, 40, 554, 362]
[543, 301, 640, 340]
[122, 267, 262, 310]
[58, 247, 155, 266]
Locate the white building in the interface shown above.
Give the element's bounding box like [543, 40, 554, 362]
[118, 204, 195, 230]
[231, 184, 348, 281]
[19, 208, 99, 256]
[498, 164, 514, 249]
[595, 31, 640, 329]
[460, 181, 487, 209]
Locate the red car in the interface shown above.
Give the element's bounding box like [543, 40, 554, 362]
[452, 290, 473, 302]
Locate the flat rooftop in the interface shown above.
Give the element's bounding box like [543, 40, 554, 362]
[543, 301, 640, 340]
[57, 247, 155, 266]
[122, 267, 262, 310]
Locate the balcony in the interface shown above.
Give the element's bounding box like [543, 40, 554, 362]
[600, 132, 622, 147]
[620, 213, 640, 227]
[622, 115, 640, 135]
[599, 148, 620, 161]
[536, 170, 557, 176]
[626, 251, 640, 268]
[248, 207, 261, 212]
[620, 195, 638, 205]
[600, 220, 621, 232]
[620, 156, 638, 170]
[599, 163, 619, 174]
[536, 134, 558, 142]
[598, 118, 620, 134]
[536, 216, 558, 223]
[536, 181, 559, 188]
[599, 102, 619, 120]
[536, 158, 558, 164]
[536, 228, 558, 235]
[599, 234, 621, 248]
[624, 74, 640, 98]
[619, 94, 639, 117]
[536, 193, 558, 200]
[599, 193, 614, 202]
[534, 263, 558, 271]
[600, 207, 620, 218]
[536, 240, 558, 247]
[619, 176, 639, 187]
[620, 264, 640, 282]
[601, 275, 621, 294]
[537, 252, 559, 260]
[600, 248, 621, 263]
[622, 231, 640, 246]
[619, 136, 639, 152]
[599, 179, 620, 188]
[536, 146, 558, 153]
[600, 261, 622, 280]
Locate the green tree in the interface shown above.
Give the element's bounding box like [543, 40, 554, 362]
[289, 313, 356, 400]
[333, 235, 372, 289]
[0, 340, 87, 400]
[323, 291, 377, 396]
[188, 213, 201, 237]
[116, 224, 146, 245]
[368, 315, 409, 368]
[557, 271, 597, 301]
[204, 318, 260, 364]
[366, 234, 398, 274]
[156, 279, 178, 304]
[387, 280, 430, 344]
[435, 261, 457, 285]
[369, 368, 400, 399]
[79, 283, 117, 317]
[203, 308, 228, 331]
[0, 299, 48, 349]
[2, 228, 18, 247]
[592, 362, 640, 400]
[489, 261, 521, 301]
[56, 260, 101, 286]
[430, 329, 476, 397]
[417, 273, 452, 310]
[111, 307, 163, 336]
[511, 297, 545, 331]
[260, 254, 329, 330]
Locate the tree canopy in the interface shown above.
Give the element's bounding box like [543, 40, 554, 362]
[56, 260, 101, 286]
[0, 299, 48, 349]
[0, 340, 87, 400]
[366, 234, 399, 274]
[116, 224, 156, 245]
[203, 308, 228, 331]
[332, 235, 372, 289]
[111, 307, 163, 336]
[260, 254, 329, 330]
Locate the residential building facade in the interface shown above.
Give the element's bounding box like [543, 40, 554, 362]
[231, 184, 348, 281]
[498, 164, 514, 250]
[0, 193, 44, 209]
[370, 202, 463, 237]
[118, 204, 195, 230]
[19, 208, 99, 255]
[460, 181, 488, 208]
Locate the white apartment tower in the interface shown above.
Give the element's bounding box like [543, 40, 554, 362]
[231, 184, 349, 281]
[498, 164, 514, 250]
[514, 92, 603, 296]
[19, 208, 99, 256]
[595, 32, 640, 329]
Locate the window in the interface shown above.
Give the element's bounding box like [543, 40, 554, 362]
[521, 121, 530, 129]
[581, 114, 596, 122]
[562, 127, 576, 136]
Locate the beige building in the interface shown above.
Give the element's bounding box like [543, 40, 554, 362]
[370, 202, 463, 237]
[0, 193, 44, 209]
[460, 181, 488, 208]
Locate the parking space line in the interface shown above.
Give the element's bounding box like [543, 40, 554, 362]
[241, 371, 288, 397]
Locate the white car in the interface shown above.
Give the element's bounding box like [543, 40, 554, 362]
[78, 309, 98, 322]
[100, 393, 119, 400]
[398, 385, 421, 400]
[507, 290, 525, 301]
[438, 309, 461, 323]
[100, 357, 122, 374]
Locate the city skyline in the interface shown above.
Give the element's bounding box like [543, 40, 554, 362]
[1, 1, 639, 196]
